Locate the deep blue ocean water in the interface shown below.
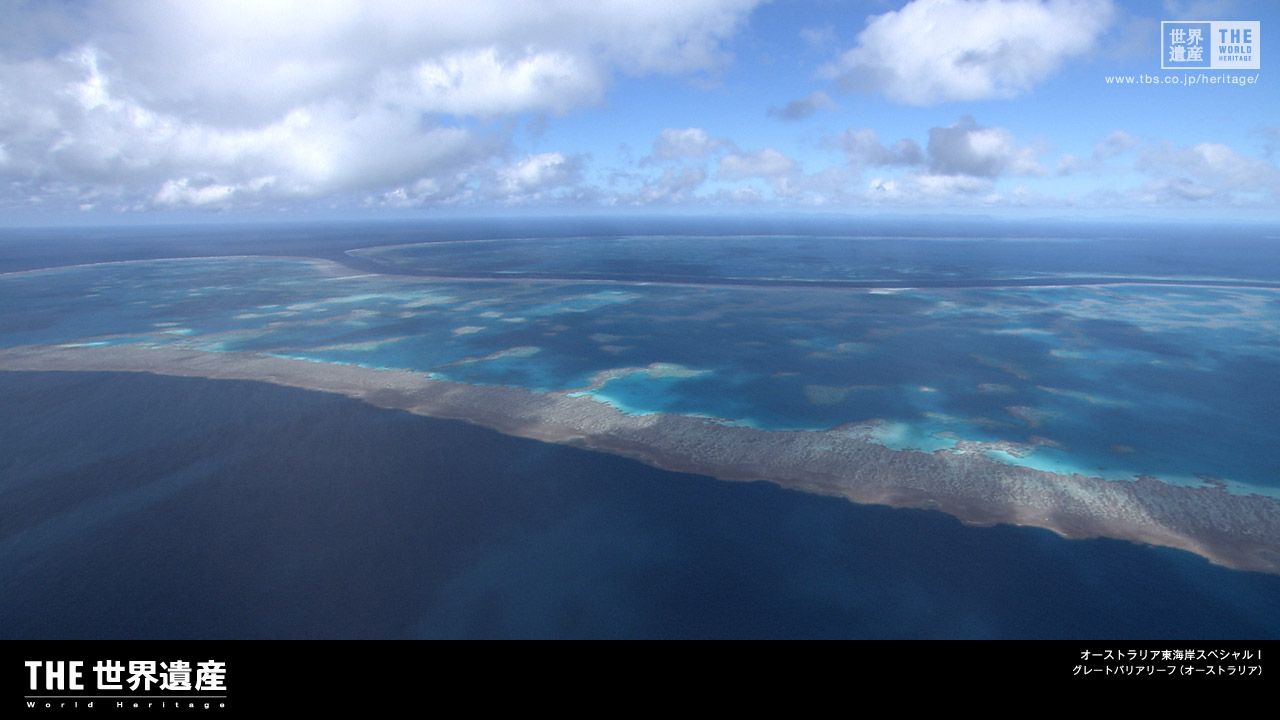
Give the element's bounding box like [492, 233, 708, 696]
[1, 371, 1278, 640]
[1, 220, 1278, 638]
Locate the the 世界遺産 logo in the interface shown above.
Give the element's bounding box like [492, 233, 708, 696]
[1163, 21, 1260, 70]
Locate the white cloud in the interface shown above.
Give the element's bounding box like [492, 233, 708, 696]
[822, 0, 1116, 105]
[910, 173, 993, 196]
[650, 128, 731, 162]
[717, 148, 815, 198]
[493, 152, 583, 200]
[867, 177, 898, 196]
[1068, 140, 1280, 208]
[152, 179, 236, 208]
[377, 175, 475, 209]
[927, 116, 1044, 177]
[82, 0, 762, 123]
[0, 0, 763, 210]
[1140, 177, 1217, 202]
[1, 47, 496, 206]
[1138, 143, 1278, 188]
[833, 128, 923, 166]
[718, 148, 801, 180]
[861, 172, 994, 205]
[1134, 142, 1280, 203]
[409, 49, 605, 117]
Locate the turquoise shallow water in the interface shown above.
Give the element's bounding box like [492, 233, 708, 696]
[2, 226, 1280, 640]
[3, 237, 1279, 496]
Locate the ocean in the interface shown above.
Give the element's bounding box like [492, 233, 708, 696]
[1, 218, 1278, 638]
[2, 370, 1278, 639]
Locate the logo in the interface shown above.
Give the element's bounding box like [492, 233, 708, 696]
[23, 659, 228, 710]
[1163, 21, 1260, 70]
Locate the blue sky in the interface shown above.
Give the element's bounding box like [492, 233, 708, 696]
[1, 0, 1276, 222]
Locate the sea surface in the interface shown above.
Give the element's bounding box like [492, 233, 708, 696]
[3, 370, 1278, 639]
[1, 220, 1278, 638]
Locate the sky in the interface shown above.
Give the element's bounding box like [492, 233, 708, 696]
[1, 0, 1277, 223]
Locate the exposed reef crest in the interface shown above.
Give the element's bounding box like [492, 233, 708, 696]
[2, 342, 1278, 575]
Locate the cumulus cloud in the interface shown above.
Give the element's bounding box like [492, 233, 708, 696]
[718, 148, 801, 180]
[910, 174, 993, 196]
[927, 116, 1044, 177]
[863, 173, 993, 205]
[1137, 142, 1274, 185]
[649, 127, 731, 162]
[767, 91, 836, 121]
[1135, 142, 1280, 202]
[408, 49, 606, 117]
[833, 128, 923, 166]
[1140, 177, 1217, 203]
[1, 47, 498, 208]
[75, 0, 761, 122]
[0, 0, 763, 210]
[1066, 139, 1280, 208]
[491, 152, 584, 201]
[377, 174, 476, 209]
[822, 0, 1116, 105]
[829, 118, 1048, 203]
[718, 148, 804, 197]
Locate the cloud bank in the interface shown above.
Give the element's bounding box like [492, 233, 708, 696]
[0, 0, 762, 211]
[823, 0, 1116, 105]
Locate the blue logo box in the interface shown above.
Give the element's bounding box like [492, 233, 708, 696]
[1162, 22, 1212, 69]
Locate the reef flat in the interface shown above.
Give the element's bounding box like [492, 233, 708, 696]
[4, 341, 1278, 575]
